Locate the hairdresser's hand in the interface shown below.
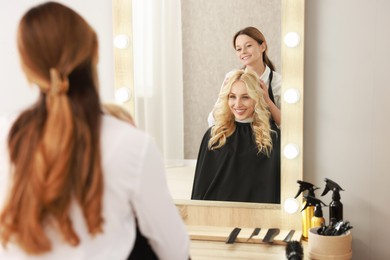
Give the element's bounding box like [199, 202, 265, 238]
[259, 80, 271, 102]
[259, 79, 281, 126]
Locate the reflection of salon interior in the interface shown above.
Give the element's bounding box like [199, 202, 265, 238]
[2, 0, 390, 259]
[166, 162, 195, 200]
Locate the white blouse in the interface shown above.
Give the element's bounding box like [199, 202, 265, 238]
[0, 114, 190, 260]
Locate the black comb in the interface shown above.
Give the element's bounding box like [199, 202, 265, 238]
[247, 227, 261, 241]
[262, 228, 280, 243]
[226, 227, 241, 244]
[283, 230, 295, 243]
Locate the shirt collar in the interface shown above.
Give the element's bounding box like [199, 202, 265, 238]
[235, 117, 253, 123]
[244, 65, 271, 83]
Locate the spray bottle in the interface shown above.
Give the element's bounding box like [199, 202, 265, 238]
[294, 180, 320, 240]
[321, 178, 344, 222]
[304, 195, 327, 229]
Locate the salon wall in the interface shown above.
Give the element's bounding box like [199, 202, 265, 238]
[0, 0, 114, 115]
[305, 0, 390, 258]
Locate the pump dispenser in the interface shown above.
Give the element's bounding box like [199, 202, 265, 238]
[304, 195, 327, 229]
[321, 178, 344, 222]
[295, 180, 320, 240]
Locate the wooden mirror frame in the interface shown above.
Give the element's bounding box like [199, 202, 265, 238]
[111, 0, 304, 231]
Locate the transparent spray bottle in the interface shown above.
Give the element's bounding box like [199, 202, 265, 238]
[294, 180, 320, 240]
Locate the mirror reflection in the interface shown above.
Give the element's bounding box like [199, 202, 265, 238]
[114, 0, 304, 231]
[191, 69, 281, 203]
[131, 0, 282, 204]
[181, 0, 281, 159]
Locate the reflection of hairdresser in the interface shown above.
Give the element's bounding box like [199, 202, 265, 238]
[208, 26, 281, 127]
[0, 2, 189, 259]
[192, 69, 280, 203]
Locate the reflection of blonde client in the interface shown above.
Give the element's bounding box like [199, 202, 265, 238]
[191, 69, 280, 203]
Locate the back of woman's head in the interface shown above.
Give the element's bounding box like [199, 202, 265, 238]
[233, 27, 275, 71]
[18, 1, 98, 88]
[0, 2, 104, 254]
[211, 69, 273, 155]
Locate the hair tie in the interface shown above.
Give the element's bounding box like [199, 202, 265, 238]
[49, 68, 69, 95]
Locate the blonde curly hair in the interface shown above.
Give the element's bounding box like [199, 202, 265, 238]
[208, 69, 274, 156]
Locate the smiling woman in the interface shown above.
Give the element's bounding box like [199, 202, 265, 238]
[191, 69, 281, 204]
[112, 0, 305, 231]
[182, 1, 282, 159]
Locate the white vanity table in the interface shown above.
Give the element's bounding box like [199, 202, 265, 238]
[111, 0, 306, 258]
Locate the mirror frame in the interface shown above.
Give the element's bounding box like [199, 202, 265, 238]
[112, 0, 304, 230]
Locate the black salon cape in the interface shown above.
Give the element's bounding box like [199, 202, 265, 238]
[191, 122, 280, 204]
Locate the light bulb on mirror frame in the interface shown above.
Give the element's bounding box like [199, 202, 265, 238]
[284, 198, 300, 214]
[115, 87, 131, 103]
[113, 34, 130, 49]
[284, 88, 301, 104]
[284, 32, 300, 48]
[283, 143, 300, 159]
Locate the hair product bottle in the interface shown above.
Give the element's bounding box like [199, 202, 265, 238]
[321, 178, 344, 222]
[304, 195, 326, 229]
[294, 180, 320, 240]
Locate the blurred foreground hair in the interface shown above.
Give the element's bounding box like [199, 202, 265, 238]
[0, 2, 104, 254]
[103, 103, 135, 126]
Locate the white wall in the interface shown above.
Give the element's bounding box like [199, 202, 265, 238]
[305, 0, 390, 258]
[0, 0, 114, 115]
[1, 0, 390, 259]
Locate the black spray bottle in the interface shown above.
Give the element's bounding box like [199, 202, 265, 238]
[294, 180, 320, 240]
[304, 195, 327, 229]
[321, 178, 344, 222]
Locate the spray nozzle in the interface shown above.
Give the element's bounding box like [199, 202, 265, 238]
[321, 178, 344, 201]
[294, 180, 320, 199]
[302, 195, 327, 212]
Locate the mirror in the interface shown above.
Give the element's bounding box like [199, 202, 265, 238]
[112, 0, 304, 230]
